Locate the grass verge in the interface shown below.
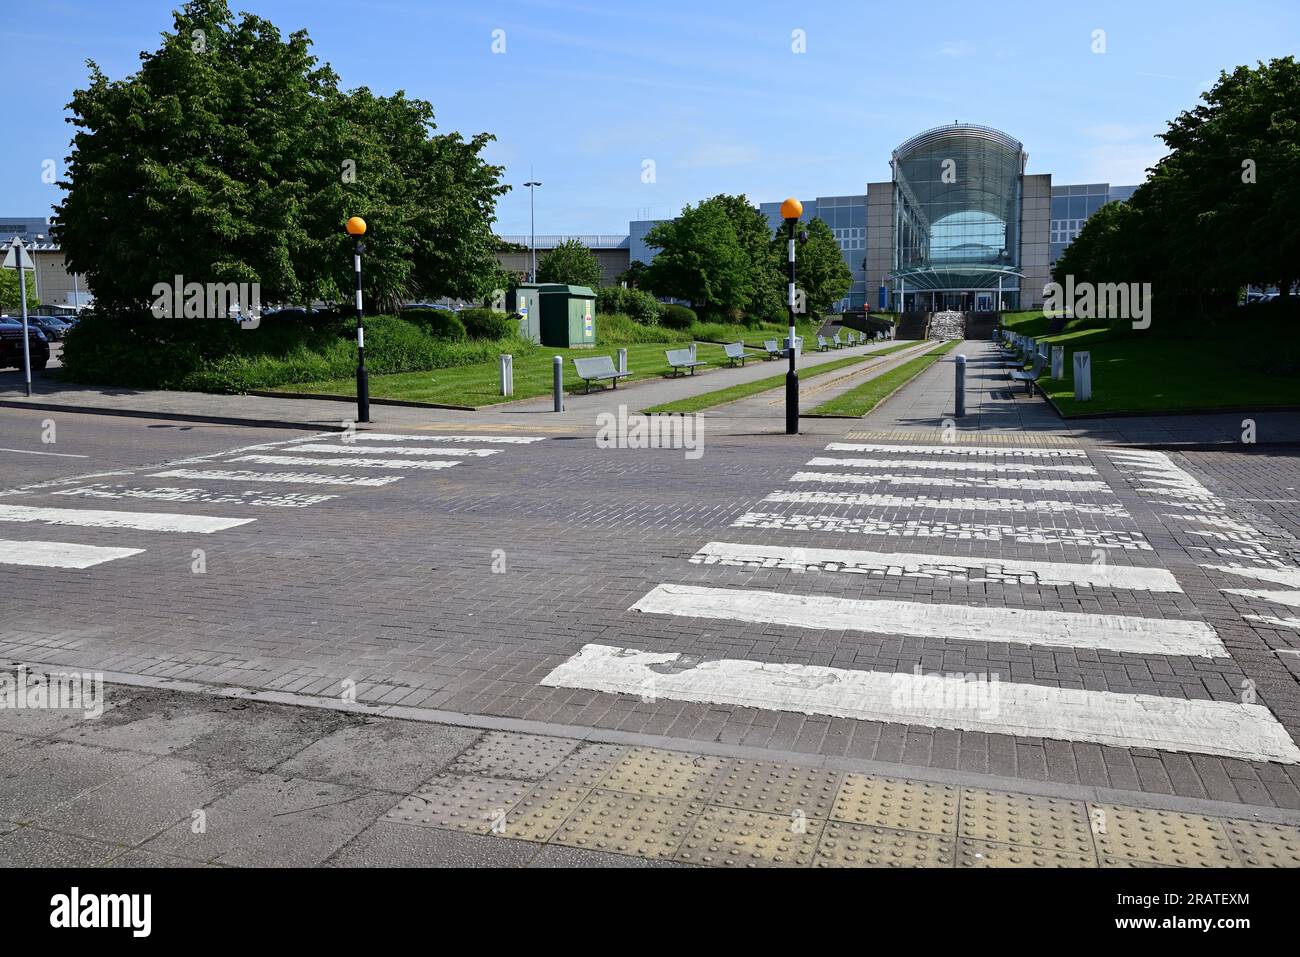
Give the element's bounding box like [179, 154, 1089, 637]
[642, 352, 883, 415]
[809, 341, 957, 417]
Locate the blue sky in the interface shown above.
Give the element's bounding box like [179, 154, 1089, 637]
[3, 0, 1298, 235]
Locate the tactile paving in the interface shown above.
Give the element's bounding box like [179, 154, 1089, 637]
[553, 791, 704, 859]
[447, 731, 578, 781]
[546, 742, 628, 788]
[1088, 804, 1238, 867]
[600, 747, 724, 801]
[960, 788, 1095, 855]
[957, 838, 1097, 868]
[831, 774, 958, 835]
[707, 760, 842, 818]
[1221, 818, 1300, 867]
[385, 774, 534, 834]
[498, 783, 590, 842]
[675, 807, 824, 868]
[813, 822, 955, 868]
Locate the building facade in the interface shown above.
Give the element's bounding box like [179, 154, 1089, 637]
[496, 234, 630, 287]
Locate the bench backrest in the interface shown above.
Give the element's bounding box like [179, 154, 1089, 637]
[573, 355, 618, 378]
[1031, 353, 1046, 374]
[816, 335, 828, 346]
[764, 339, 779, 351]
[665, 348, 694, 365]
[832, 332, 842, 342]
[723, 341, 746, 358]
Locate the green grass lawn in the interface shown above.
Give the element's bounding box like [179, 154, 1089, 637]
[810, 341, 957, 417]
[997, 311, 1300, 415]
[642, 352, 883, 415]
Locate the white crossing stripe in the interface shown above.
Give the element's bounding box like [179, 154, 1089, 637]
[0, 503, 253, 534]
[631, 583, 1225, 657]
[791, 471, 1110, 493]
[827, 443, 1088, 458]
[807, 456, 1098, 475]
[315, 433, 545, 444]
[229, 454, 460, 471]
[52, 485, 336, 508]
[691, 541, 1181, 592]
[1224, 589, 1300, 610]
[1206, 565, 1300, 588]
[0, 538, 144, 569]
[763, 491, 1130, 518]
[541, 643, 1300, 764]
[152, 469, 400, 487]
[1245, 614, 1300, 631]
[289, 443, 499, 457]
[732, 511, 1152, 550]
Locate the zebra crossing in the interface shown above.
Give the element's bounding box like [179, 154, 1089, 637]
[0, 430, 545, 570]
[544, 441, 1300, 765]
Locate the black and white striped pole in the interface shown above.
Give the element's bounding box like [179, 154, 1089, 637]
[780, 197, 802, 435]
[345, 216, 370, 423]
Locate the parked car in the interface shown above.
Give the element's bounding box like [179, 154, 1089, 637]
[28, 316, 71, 340]
[0, 318, 52, 371]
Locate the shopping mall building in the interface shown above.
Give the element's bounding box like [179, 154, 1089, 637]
[499, 122, 1137, 313]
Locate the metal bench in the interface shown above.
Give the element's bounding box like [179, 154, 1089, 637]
[1010, 352, 1046, 395]
[815, 335, 831, 352]
[572, 354, 632, 393]
[831, 332, 844, 349]
[844, 331, 858, 346]
[723, 341, 761, 367]
[763, 338, 783, 360]
[665, 347, 706, 377]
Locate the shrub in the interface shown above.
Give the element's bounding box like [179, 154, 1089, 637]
[402, 307, 467, 341]
[458, 307, 516, 340]
[623, 288, 662, 325]
[596, 312, 691, 344]
[660, 304, 698, 330]
[596, 286, 627, 315]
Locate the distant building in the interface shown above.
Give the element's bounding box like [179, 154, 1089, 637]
[495, 235, 630, 286]
[0, 217, 91, 311]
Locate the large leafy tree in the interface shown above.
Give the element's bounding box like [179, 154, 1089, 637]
[0, 270, 39, 313]
[52, 0, 508, 315]
[536, 238, 602, 287]
[643, 194, 783, 319]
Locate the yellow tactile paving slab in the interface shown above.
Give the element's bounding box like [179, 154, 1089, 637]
[959, 788, 1095, 856]
[552, 791, 704, 859]
[707, 759, 843, 818]
[842, 430, 1079, 447]
[831, 773, 959, 835]
[675, 807, 825, 868]
[958, 838, 1097, 868]
[599, 747, 725, 801]
[498, 783, 591, 843]
[1221, 818, 1300, 867]
[1087, 804, 1239, 867]
[814, 822, 956, 868]
[385, 774, 535, 834]
[546, 742, 629, 788]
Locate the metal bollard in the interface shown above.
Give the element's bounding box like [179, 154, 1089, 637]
[552, 355, 564, 412]
[617, 347, 627, 374]
[955, 353, 966, 418]
[499, 354, 514, 397]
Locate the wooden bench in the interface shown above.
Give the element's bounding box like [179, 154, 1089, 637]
[665, 347, 706, 377]
[723, 341, 761, 367]
[572, 354, 632, 393]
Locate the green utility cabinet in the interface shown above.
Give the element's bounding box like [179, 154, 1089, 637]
[538, 284, 596, 348]
[507, 283, 544, 343]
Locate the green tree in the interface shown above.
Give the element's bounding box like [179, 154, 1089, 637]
[52, 0, 509, 315]
[0, 269, 40, 313]
[536, 238, 602, 287]
[781, 217, 851, 316]
[642, 199, 753, 312]
[616, 260, 649, 288]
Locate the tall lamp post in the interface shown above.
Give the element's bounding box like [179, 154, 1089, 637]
[345, 216, 370, 423]
[524, 178, 541, 281]
[780, 197, 803, 435]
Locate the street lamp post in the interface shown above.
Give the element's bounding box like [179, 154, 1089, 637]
[524, 178, 541, 281]
[32, 234, 43, 305]
[780, 197, 803, 435]
[345, 216, 370, 423]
